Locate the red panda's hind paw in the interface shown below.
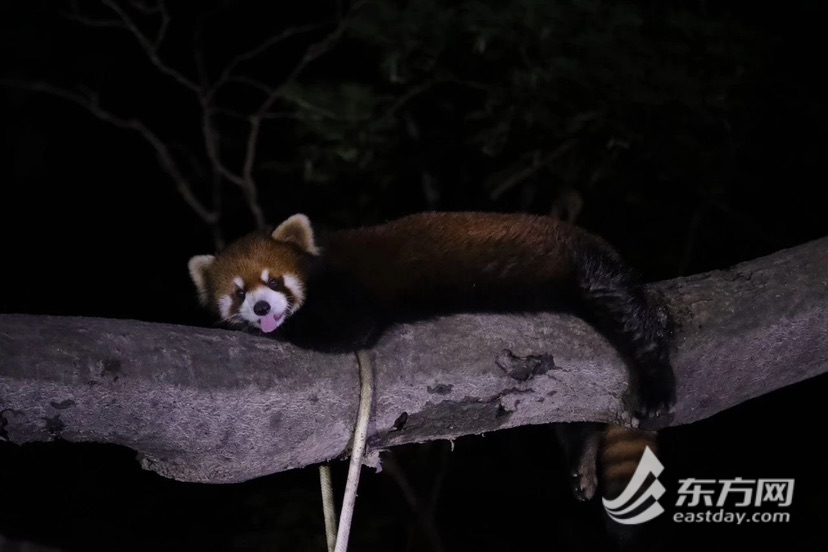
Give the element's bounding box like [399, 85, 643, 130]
[570, 468, 598, 502]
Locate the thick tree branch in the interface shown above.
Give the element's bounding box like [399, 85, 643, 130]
[0, 238, 826, 483]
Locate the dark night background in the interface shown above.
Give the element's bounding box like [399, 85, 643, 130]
[1, 1, 827, 551]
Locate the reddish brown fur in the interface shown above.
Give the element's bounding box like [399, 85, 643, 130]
[601, 425, 658, 498]
[190, 211, 671, 509]
[204, 233, 309, 312]
[323, 212, 588, 306]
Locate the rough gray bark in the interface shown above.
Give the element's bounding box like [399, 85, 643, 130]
[0, 536, 64, 552]
[1, 238, 826, 483]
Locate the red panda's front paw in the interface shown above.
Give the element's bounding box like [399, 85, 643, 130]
[632, 369, 676, 429]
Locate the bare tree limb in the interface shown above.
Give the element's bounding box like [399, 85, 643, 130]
[210, 23, 325, 95]
[99, 0, 200, 93]
[194, 17, 325, 207]
[26, 2, 367, 233]
[224, 76, 278, 96]
[383, 450, 446, 552]
[201, 105, 246, 188]
[239, 0, 367, 230]
[63, 5, 126, 30]
[60, 1, 232, 242]
[192, 4, 212, 88]
[487, 140, 580, 200]
[187, 15, 341, 231]
[1, 238, 826, 484]
[377, 79, 440, 123]
[1, 80, 218, 228]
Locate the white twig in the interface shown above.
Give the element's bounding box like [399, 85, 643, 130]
[319, 465, 338, 552]
[334, 349, 374, 552]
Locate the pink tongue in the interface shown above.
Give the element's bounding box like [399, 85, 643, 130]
[260, 314, 279, 333]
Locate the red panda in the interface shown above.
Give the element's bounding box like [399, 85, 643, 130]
[188, 212, 675, 506]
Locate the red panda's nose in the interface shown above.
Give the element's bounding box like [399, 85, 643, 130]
[253, 301, 271, 316]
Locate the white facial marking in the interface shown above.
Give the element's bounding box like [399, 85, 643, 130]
[218, 295, 232, 319]
[283, 273, 305, 308]
[188, 255, 215, 304]
[261, 269, 270, 283]
[272, 214, 321, 255]
[233, 276, 244, 290]
[238, 285, 290, 328]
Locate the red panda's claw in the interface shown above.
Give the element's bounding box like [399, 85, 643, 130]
[570, 470, 597, 502]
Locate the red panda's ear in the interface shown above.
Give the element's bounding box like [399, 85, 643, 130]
[188, 255, 215, 306]
[271, 214, 320, 255]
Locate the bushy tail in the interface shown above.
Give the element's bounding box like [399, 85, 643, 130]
[599, 424, 662, 545]
[570, 234, 676, 420]
[600, 424, 658, 500]
[556, 422, 663, 544]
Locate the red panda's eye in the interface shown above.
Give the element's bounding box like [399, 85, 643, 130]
[235, 288, 246, 299]
[268, 277, 281, 291]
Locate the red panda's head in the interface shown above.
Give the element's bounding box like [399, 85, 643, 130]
[188, 214, 320, 333]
